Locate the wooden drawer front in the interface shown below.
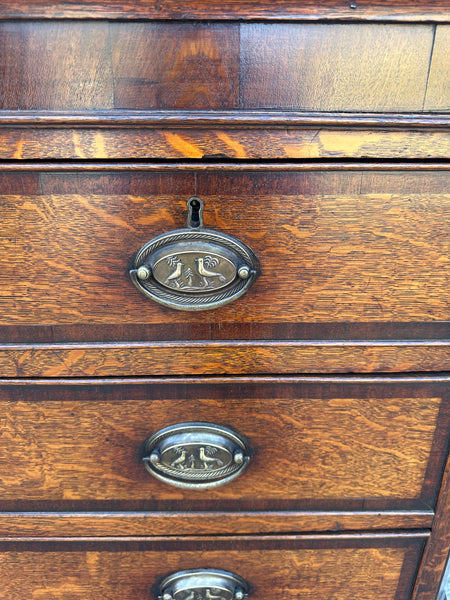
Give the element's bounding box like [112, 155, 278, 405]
[0, 21, 447, 112]
[0, 166, 448, 330]
[3, 113, 450, 161]
[0, 535, 427, 600]
[0, 377, 447, 511]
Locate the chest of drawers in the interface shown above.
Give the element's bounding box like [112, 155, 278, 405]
[0, 2, 449, 599]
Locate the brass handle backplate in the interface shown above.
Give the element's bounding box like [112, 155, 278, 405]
[142, 422, 251, 489]
[130, 197, 260, 311]
[157, 569, 249, 600]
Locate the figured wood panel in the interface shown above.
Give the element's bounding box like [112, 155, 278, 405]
[0, 378, 447, 510]
[0, 22, 114, 110]
[0, 22, 445, 112]
[0, 535, 426, 600]
[0, 22, 239, 110]
[240, 24, 434, 112]
[0, 167, 448, 326]
[2, 126, 450, 160]
[423, 26, 450, 112]
[110, 23, 239, 110]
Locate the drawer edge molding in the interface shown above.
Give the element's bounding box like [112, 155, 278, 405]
[0, 110, 448, 127]
[1, 110, 449, 161]
[0, 1, 448, 22]
[0, 340, 448, 376]
[0, 511, 435, 538]
[0, 374, 448, 385]
[0, 161, 449, 172]
[0, 532, 431, 545]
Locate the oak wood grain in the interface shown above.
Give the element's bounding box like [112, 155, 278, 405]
[1, 111, 448, 127]
[412, 450, 450, 600]
[0, 161, 446, 172]
[0, 378, 446, 509]
[0, 5, 446, 598]
[0, 22, 113, 110]
[0, 0, 447, 21]
[423, 26, 450, 112]
[0, 534, 427, 600]
[2, 126, 449, 160]
[0, 341, 449, 377]
[0, 21, 239, 111]
[0, 22, 446, 112]
[0, 510, 434, 538]
[0, 167, 448, 327]
[0, 111, 449, 161]
[240, 24, 434, 112]
[110, 23, 239, 110]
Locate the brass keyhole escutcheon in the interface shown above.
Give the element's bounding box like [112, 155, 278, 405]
[130, 198, 260, 311]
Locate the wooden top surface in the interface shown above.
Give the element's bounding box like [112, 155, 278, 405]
[0, 0, 448, 21]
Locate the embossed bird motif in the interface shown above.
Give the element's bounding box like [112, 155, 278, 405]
[198, 446, 224, 469]
[164, 259, 184, 287]
[196, 257, 227, 287]
[170, 448, 187, 469]
[204, 589, 227, 600]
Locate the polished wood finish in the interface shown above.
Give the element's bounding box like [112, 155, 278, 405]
[0, 534, 427, 600]
[0, 321, 449, 344]
[0, 22, 114, 110]
[1, 341, 449, 377]
[0, 377, 447, 509]
[1, 113, 449, 159]
[9, 126, 450, 160]
[0, 1, 448, 21]
[2, 111, 448, 127]
[112, 24, 239, 111]
[0, 22, 447, 112]
[423, 26, 450, 111]
[413, 452, 450, 600]
[0, 510, 434, 538]
[0, 166, 447, 333]
[1, 161, 446, 172]
[0, 5, 448, 598]
[241, 24, 434, 112]
[0, 21, 238, 111]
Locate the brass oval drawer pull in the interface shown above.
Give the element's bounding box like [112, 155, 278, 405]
[130, 197, 260, 311]
[158, 569, 249, 600]
[142, 422, 251, 489]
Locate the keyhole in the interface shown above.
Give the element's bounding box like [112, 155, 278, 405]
[186, 197, 204, 228]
